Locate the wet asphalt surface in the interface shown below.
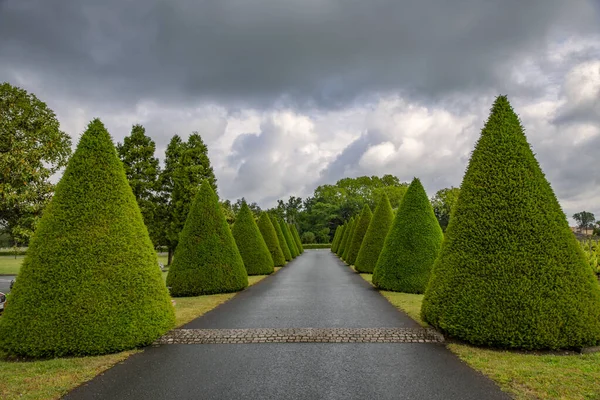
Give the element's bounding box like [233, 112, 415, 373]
[0, 275, 15, 294]
[64, 250, 509, 400]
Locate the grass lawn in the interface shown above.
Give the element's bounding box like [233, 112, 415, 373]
[358, 273, 600, 400]
[0, 267, 281, 400]
[0, 256, 24, 275]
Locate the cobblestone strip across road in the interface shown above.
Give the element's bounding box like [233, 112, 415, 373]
[154, 327, 444, 345]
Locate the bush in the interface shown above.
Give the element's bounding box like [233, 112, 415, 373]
[346, 204, 373, 266]
[290, 225, 304, 253]
[281, 221, 299, 258]
[331, 225, 344, 253]
[341, 218, 357, 262]
[303, 243, 332, 249]
[337, 218, 354, 257]
[421, 96, 600, 350]
[372, 178, 443, 293]
[0, 119, 175, 357]
[302, 231, 316, 244]
[232, 203, 275, 275]
[355, 194, 394, 273]
[272, 216, 292, 261]
[257, 213, 286, 267]
[166, 181, 248, 296]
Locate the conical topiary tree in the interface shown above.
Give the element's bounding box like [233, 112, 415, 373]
[166, 181, 248, 296]
[290, 224, 304, 253]
[332, 224, 345, 253]
[257, 212, 286, 267]
[281, 220, 299, 258]
[272, 215, 292, 261]
[422, 96, 600, 350]
[232, 202, 275, 275]
[355, 194, 394, 273]
[337, 218, 354, 257]
[0, 119, 175, 357]
[346, 205, 373, 266]
[331, 226, 341, 252]
[340, 218, 356, 261]
[372, 178, 443, 293]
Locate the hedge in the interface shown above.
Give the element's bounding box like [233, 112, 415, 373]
[331, 225, 344, 253]
[0, 119, 175, 357]
[232, 203, 274, 275]
[421, 95, 600, 350]
[281, 221, 299, 258]
[166, 181, 248, 296]
[346, 204, 373, 266]
[290, 224, 304, 253]
[355, 194, 394, 273]
[341, 218, 357, 262]
[372, 178, 443, 293]
[304, 243, 332, 249]
[257, 212, 286, 267]
[272, 216, 292, 261]
[337, 218, 354, 257]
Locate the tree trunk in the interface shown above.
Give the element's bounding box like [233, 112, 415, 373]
[168, 248, 174, 265]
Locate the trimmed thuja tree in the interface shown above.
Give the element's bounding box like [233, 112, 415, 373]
[341, 218, 357, 261]
[372, 178, 443, 293]
[257, 212, 286, 267]
[346, 205, 373, 266]
[337, 218, 354, 257]
[290, 224, 304, 253]
[166, 181, 248, 296]
[331, 226, 342, 252]
[272, 216, 292, 261]
[332, 224, 345, 253]
[355, 194, 394, 273]
[0, 119, 175, 357]
[232, 202, 274, 275]
[281, 220, 299, 258]
[422, 96, 600, 350]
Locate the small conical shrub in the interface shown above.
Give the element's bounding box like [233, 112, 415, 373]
[341, 218, 356, 261]
[281, 220, 299, 258]
[355, 194, 394, 273]
[331, 226, 342, 252]
[166, 181, 248, 296]
[337, 218, 354, 257]
[332, 224, 345, 253]
[422, 96, 600, 350]
[272, 216, 292, 261]
[232, 203, 274, 275]
[257, 213, 286, 267]
[290, 225, 304, 253]
[372, 178, 443, 293]
[346, 205, 373, 266]
[0, 119, 175, 357]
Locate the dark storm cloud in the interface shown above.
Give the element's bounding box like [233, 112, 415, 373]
[1, 0, 598, 108]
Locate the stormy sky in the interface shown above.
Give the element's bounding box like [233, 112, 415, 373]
[1, 0, 599, 221]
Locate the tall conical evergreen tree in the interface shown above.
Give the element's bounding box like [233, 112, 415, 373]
[372, 178, 443, 293]
[332, 224, 345, 253]
[355, 194, 394, 273]
[257, 212, 286, 267]
[272, 215, 292, 261]
[331, 226, 342, 252]
[281, 220, 299, 258]
[337, 218, 354, 257]
[166, 181, 248, 296]
[290, 224, 304, 253]
[422, 96, 600, 350]
[339, 218, 355, 260]
[0, 119, 175, 357]
[232, 202, 274, 275]
[342, 219, 357, 262]
[346, 205, 373, 266]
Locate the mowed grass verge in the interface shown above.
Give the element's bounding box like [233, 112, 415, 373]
[1, 266, 282, 400]
[358, 272, 600, 400]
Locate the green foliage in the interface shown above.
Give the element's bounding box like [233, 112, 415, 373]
[580, 239, 600, 275]
[372, 178, 443, 293]
[346, 205, 372, 266]
[290, 224, 304, 253]
[272, 216, 292, 261]
[337, 219, 353, 256]
[301, 231, 316, 244]
[166, 181, 248, 296]
[0, 82, 72, 245]
[431, 187, 461, 232]
[355, 194, 394, 273]
[422, 96, 600, 350]
[330, 226, 342, 252]
[232, 203, 274, 275]
[0, 119, 175, 357]
[342, 218, 357, 261]
[117, 124, 161, 246]
[573, 211, 596, 233]
[281, 220, 299, 258]
[303, 243, 332, 249]
[257, 212, 286, 267]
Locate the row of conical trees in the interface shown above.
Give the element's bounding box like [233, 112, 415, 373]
[0, 119, 304, 358]
[333, 96, 600, 350]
